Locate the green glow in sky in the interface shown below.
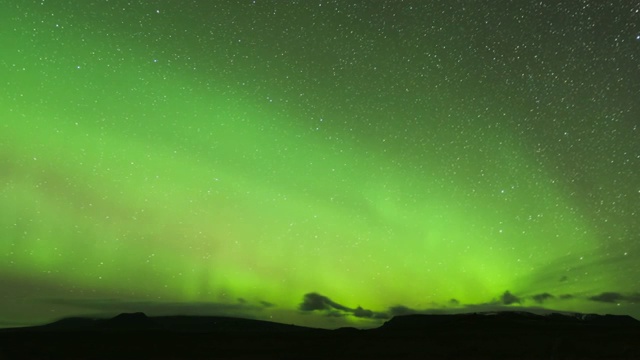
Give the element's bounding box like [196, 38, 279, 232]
[1, 1, 639, 328]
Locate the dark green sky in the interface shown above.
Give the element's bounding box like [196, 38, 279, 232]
[1, 0, 639, 328]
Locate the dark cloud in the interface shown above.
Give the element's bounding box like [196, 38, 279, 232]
[388, 297, 511, 317]
[299, 293, 387, 319]
[353, 306, 373, 318]
[373, 312, 390, 319]
[299, 293, 350, 312]
[532, 293, 554, 304]
[589, 292, 623, 303]
[386, 303, 567, 318]
[501, 291, 521, 305]
[588, 292, 640, 303]
[590, 292, 623, 303]
[385, 289, 582, 318]
[350, 288, 640, 322]
[388, 305, 415, 317]
[387, 305, 451, 317]
[259, 301, 275, 308]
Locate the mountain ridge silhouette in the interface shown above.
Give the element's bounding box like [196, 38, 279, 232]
[1, 311, 639, 359]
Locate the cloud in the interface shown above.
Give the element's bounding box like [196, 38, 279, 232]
[388, 305, 415, 317]
[628, 294, 640, 302]
[386, 292, 520, 317]
[328, 288, 640, 323]
[299, 293, 350, 312]
[387, 305, 453, 317]
[589, 292, 624, 303]
[353, 306, 373, 318]
[372, 312, 390, 319]
[259, 301, 275, 308]
[386, 303, 565, 318]
[588, 292, 640, 304]
[532, 293, 554, 304]
[501, 291, 521, 305]
[299, 293, 387, 319]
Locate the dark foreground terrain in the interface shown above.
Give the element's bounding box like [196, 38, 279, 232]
[1, 311, 639, 359]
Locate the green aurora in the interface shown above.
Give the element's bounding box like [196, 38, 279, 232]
[1, 1, 639, 328]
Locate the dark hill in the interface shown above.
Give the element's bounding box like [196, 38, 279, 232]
[101, 312, 159, 330]
[41, 317, 99, 330]
[378, 311, 640, 332]
[1, 311, 639, 359]
[3, 313, 322, 334]
[152, 315, 324, 333]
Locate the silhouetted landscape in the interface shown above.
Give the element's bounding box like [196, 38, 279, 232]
[4, 1, 640, 358]
[1, 311, 639, 359]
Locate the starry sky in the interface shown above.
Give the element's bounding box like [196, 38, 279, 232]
[1, 0, 640, 329]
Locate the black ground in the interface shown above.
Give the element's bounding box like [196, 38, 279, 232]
[1, 311, 639, 359]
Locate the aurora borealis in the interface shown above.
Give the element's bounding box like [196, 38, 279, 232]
[1, 0, 640, 329]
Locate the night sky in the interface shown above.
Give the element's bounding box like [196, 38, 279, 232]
[1, 0, 640, 329]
